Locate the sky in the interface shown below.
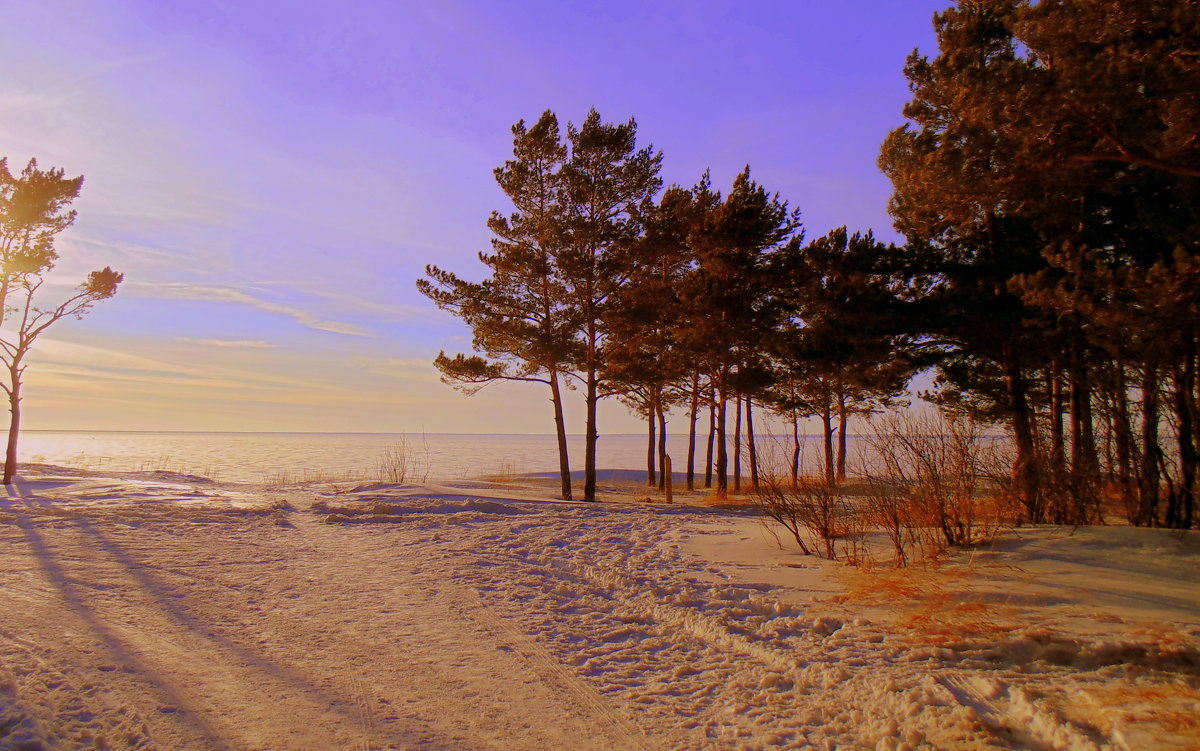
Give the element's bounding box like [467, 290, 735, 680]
[0, 0, 946, 434]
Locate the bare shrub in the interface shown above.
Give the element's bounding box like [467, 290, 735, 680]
[860, 475, 920, 567]
[378, 434, 431, 484]
[753, 474, 862, 561]
[859, 410, 1013, 565]
[484, 459, 524, 483]
[263, 467, 353, 486]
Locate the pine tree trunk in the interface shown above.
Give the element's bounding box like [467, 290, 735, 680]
[1004, 346, 1041, 522]
[646, 400, 656, 487]
[836, 391, 849, 483]
[1113, 358, 1135, 514]
[746, 396, 758, 490]
[821, 403, 834, 486]
[1080, 361, 1099, 520]
[705, 388, 716, 489]
[686, 372, 699, 491]
[1170, 334, 1196, 529]
[1188, 333, 1199, 529]
[1068, 374, 1083, 524]
[549, 370, 573, 501]
[1192, 345, 1200, 530]
[1138, 363, 1160, 526]
[4, 376, 20, 485]
[657, 400, 668, 491]
[1097, 367, 1115, 483]
[791, 412, 801, 488]
[584, 321, 599, 502]
[1050, 359, 1065, 476]
[715, 370, 729, 495]
[1068, 320, 1099, 522]
[733, 392, 742, 493]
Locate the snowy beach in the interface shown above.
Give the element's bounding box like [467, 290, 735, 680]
[3, 1, 1197, 748]
[1, 466, 1197, 750]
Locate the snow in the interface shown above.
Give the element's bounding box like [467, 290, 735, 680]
[0, 467, 1197, 750]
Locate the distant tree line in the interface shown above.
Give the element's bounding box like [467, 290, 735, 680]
[420, 0, 1197, 530]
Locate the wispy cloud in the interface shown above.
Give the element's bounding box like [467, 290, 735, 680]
[354, 356, 442, 384]
[27, 336, 335, 393]
[255, 280, 435, 322]
[130, 281, 369, 336]
[61, 235, 198, 268]
[177, 337, 277, 349]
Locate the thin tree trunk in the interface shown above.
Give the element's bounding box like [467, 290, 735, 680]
[1195, 343, 1200, 526]
[733, 392, 742, 493]
[836, 391, 849, 483]
[1068, 320, 1099, 521]
[1189, 335, 1199, 529]
[646, 399, 656, 487]
[686, 373, 699, 491]
[791, 411, 800, 487]
[0, 278, 9, 329]
[1050, 359, 1065, 476]
[705, 386, 716, 488]
[1139, 363, 1160, 526]
[1097, 371, 1115, 484]
[1170, 334, 1197, 529]
[1069, 348, 1083, 481]
[715, 370, 729, 495]
[746, 396, 759, 490]
[584, 324, 599, 502]
[1112, 358, 1135, 513]
[1005, 346, 1041, 522]
[821, 402, 834, 486]
[1080, 358, 1099, 520]
[549, 370, 573, 501]
[657, 400, 668, 491]
[4, 373, 20, 485]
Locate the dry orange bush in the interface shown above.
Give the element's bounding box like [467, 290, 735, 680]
[752, 473, 870, 562]
[858, 410, 1016, 566]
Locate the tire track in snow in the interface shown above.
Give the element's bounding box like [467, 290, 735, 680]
[292, 511, 658, 750]
[938, 673, 1103, 751]
[573, 558, 804, 674]
[4, 501, 386, 751]
[442, 510, 829, 746]
[434, 580, 652, 751]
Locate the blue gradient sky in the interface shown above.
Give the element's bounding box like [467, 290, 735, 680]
[1, 0, 943, 433]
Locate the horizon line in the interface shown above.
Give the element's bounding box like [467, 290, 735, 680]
[24, 428, 897, 438]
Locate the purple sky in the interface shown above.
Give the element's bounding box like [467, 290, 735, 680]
[0, 0, 945, 433]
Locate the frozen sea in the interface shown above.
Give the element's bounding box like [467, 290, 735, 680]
[18, 430, 833, 485]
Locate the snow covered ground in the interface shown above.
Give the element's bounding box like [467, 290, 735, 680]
[0, 466, 1197, 750]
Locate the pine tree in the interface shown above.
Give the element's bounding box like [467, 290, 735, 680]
[772, 228, 919, 484]
[880, 3, 1068, 521]
[604, 186, 695, 489]
[417, 112, 579, 500]
[880, 0, 1199, 527]
[0, 158, 83, 325]
[0, 158, 121, 484]
[556, 110, 663, 502]
[677, 168, 801, 495]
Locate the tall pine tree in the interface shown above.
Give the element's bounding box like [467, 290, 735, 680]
[417, 112, 579, 500]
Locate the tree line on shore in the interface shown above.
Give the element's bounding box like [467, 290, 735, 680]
[419, 0, 1197, 530]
